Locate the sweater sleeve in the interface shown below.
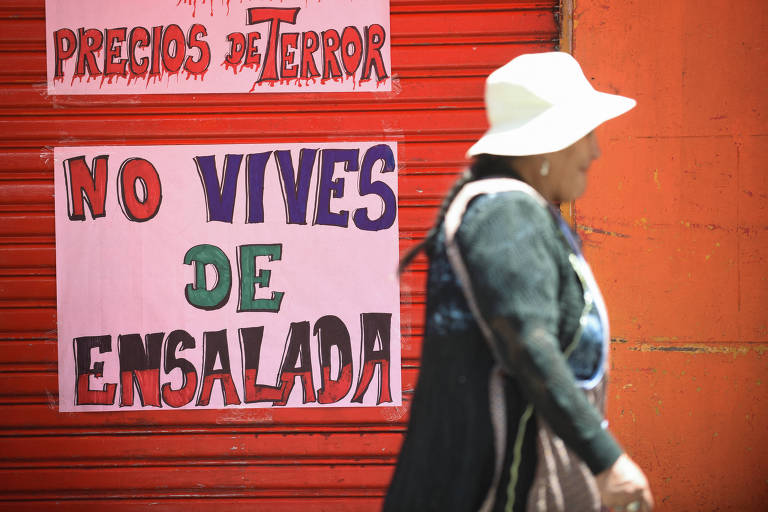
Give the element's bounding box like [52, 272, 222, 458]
[455, 192, 622, 475]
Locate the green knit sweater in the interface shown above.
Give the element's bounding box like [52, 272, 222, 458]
[385, 188, 622, 511]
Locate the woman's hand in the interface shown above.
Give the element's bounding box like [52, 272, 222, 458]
[596, 454, 654, 511]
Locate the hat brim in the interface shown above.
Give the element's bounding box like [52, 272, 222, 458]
[467, 91, 636, 157]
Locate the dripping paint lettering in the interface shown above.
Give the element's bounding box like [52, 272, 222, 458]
[46, 1, 392, 94]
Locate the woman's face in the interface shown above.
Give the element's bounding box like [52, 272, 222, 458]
[544, 131, 601, 203]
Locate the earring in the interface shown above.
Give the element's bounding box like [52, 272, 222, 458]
[539, 159, 550, 176]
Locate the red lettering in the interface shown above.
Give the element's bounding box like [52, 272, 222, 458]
[77, 373, 117, 406]
[64, 155, 108, 221]
[300, 31, 320, 79]
[118, 333, 163, 408]
[184, 24, 210, 75]
[162, 330, 198, 408]
[129, 27, 150, 75]
[225, 32, 246, 68]
[315, 315, 354, 404]
[197, 371, 241, 406]
[196, 330, 242, 406]
[244, 369, 284, 403]
[242, 322, 316, 405]
[318, 364, 353, 404]
[162, 371, 197, 408]
[280, 32, 299, 78]
[246, 7, 300, 82]
[117, 158, 162, 222]
[351, 313, 392, 404]
[321, 29, 342, 80]
[53, 28, 77, 79]
[74, 336, 117, 406]
[244, 31, 261, 68]
[340, 26, 363, 76]
[74, 27, 103, 77]
[104, 27, 128, 77]
[361, 24, 389, 81]
[150, 26, 163, 75]
[272, 369, 315, 406]
[120, 369, 161, 407]
[162, 24, 186, 73]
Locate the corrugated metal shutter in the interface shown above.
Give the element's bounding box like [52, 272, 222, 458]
[0, 0, 560, 509]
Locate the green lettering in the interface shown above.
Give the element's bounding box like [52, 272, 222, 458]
[183, 244, 232, 310]
[238, 244, 284, 312]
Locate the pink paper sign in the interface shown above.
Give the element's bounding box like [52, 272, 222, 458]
[55, 142, 401, 411]
[45, 0, 391, 95]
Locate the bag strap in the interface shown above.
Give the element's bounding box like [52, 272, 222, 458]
[442, 178, 548, 512]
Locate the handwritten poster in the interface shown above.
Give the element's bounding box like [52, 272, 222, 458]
[45, 0, 392, 94]
[55, 142, 401, 411]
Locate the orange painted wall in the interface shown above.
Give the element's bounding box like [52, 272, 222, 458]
[572, 0, 767, 510]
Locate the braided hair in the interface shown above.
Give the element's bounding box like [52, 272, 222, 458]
[398, 153, 519, 274]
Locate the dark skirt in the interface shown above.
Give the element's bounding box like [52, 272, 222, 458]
[383, 329, 537, 512]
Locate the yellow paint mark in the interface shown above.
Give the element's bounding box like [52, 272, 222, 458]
[713, 432, 719, 438]
[653, 169, 661, 189]
[715, 242, 721, 247]
[651, 336, 679, 342]
[696, 386, 701, 392]
[705, 254, 711, 261]
[579, 225, 630, 238]
[629, 343, 754, 356]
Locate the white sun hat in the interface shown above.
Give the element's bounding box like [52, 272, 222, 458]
[467, 52, 636, 157]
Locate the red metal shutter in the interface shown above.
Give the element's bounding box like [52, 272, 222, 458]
[0, 1, 560, 509]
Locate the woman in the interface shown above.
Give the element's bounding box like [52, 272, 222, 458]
[385, 52, 654, 512]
